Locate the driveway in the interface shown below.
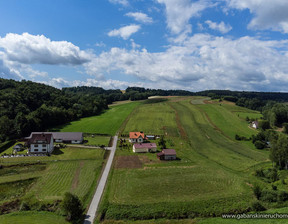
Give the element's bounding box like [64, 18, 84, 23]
[83, 135, 118, 224]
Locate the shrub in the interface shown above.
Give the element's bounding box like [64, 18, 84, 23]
[255, 169, 265, 178]
[254, 140, 266, 149]
[251, 201, 266, 211]
[278, 191, 288, 202]
[253, 185, 262, 200]
[260, 189, 278, 202]
[61, 192, 85, 224]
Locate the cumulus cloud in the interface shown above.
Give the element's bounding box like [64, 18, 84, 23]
[108, 0, 129, 6]
[226, 0, 288, 33]
[125, 12, 153, 24]
[0, 33, 91, 65]
[108, 24, 141, 40]
[157, 0, 214, 34]
[205, 20, 232, 33]
[84, 34, 288, 91]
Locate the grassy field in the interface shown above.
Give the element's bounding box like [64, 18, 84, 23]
[84, 135, 111, 146]
[0, 147, 106, 212]
[99, 96, 276, 222]
[122, 100, 178, 136]
[0, 211, 68, 224]
[52, 102, 140, 135]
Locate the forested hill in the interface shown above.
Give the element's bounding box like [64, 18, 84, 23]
[0, 79, 194, 142]
[0, 79, 110, 142]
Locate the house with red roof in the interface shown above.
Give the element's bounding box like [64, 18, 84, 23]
[27, 133, 54, 153]
[157, 149, 177, 160]
[129, 132, 145, 143]
[133, 143, 157, 153]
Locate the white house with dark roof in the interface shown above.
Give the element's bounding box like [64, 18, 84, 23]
[28, 133, 54, 153]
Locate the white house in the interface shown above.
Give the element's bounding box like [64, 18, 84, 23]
[28, 133, 54, 153]
[133, 143, 157, 153]
[129, 132, 145, 143]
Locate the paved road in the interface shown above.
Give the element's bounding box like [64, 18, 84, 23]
[83, 135, 118, 224]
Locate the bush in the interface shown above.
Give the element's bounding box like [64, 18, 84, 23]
[251, 201, 266, 211]
[278, 191, 288, 202]
[62, 192, 85, 223]
[253, 185, 262, 200]
[255, 169, 265, 178]
[260, 189, 278, 202]
[254, 140, 266, 149]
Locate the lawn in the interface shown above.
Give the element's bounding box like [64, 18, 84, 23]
[0, 211, 68, 224]
[100, 96, 271, 221]
[84, 135, 111, 146]
[52, 102, 140, 135]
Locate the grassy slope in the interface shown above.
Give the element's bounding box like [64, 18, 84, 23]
[0, 148, 105, 206]
[103, 97, 270, 221]
[0, 211, 68, 224]
[55, 102, 140, 135]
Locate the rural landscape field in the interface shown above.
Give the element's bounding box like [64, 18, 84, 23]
[1, 95, 288, 224]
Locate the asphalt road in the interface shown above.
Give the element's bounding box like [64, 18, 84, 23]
[83, 135, 118, 224]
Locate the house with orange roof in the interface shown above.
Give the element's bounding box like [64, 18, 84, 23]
[129, 132, 145, 143]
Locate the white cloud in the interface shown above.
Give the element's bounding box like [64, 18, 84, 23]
[0, 33, 91, 65]
[108, 24, 141, 40]
[157, 0, 214, 34]
[108, 0, 128, 6]
[226, 0, 288, 33]
[205, 20, 232, 33]
[84, 34, 288, 91]
[125, 12, 153, 24]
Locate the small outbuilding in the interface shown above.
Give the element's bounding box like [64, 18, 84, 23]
[157, 149, 177, 160]
[133, 143, 157, 153]
[13, 144, 24, 152]
[146, 135, 155, 140]
[251, 121, 259, 129]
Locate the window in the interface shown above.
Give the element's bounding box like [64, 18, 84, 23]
[34, 144, 38, 147]
[42, 148, 46, 151]
[42, 144, 46, 147]
[34, 149, 38, 152]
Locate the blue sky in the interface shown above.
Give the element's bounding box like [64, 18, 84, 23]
[1, 0, 288, 91]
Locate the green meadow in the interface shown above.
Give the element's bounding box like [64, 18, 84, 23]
[0, 211, 68, 224]
[100, 97, 278, 222]
[0, 147, 106, 210]
[54, 102, 140, 135]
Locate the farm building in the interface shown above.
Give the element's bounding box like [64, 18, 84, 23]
[146, 135, 155, 140]
[157, 149, 177, 160]
[13, 143, 24, 152]
[27, 132, 83, 144]
[27, 133, 54, 153]
[251, 121, 259, 129]
[129, 132, 145, 143]
[133, 143, 157, 153]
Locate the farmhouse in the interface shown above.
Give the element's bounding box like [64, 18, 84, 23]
[28, 132, 83, 144]
[157, 149, 177, 160]
[251, 121, 259, 129]
[27, 133, 54, 153]
[133, 143, 157, 153]
[129, 132, 145, 143]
